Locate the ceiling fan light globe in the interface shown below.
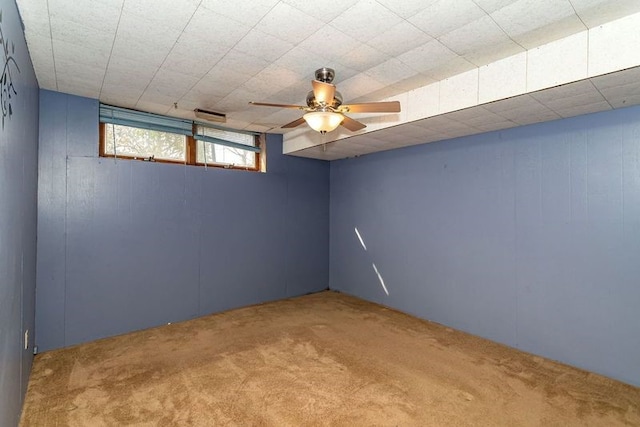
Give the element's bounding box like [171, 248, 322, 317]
[303, 111, 343, 133]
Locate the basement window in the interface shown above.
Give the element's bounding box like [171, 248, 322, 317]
[99, 104, 261, 171]
[195, 125, 258, 169]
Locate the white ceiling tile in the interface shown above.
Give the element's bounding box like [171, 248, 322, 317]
[49, 18, 114, 55]
[161, 50, 223, 80]
[463, 38, 525, 66]
[49, 0, 121, 34]
[201, 0, 279, 26]
[274, 47, 332, 80]
[337, 43, 389, 72]
[406, 83, 439, 121]
[596, 80, 640, 105]
[509, 110, 561, 125]
[478, 52, 526, 103]
[471, 0, 519, 14]
[512, 14, 586, 49]
[554, 101, 612, 118]
[16, 0, 50, 20]
[607, 93, 640, 109]
[104, 55, 158, 83]
[19, 7, 52, 39]
[375, 0, 438, 19]
[590, 66, 640, 90]
[491, 0, 574, 37]
[213, 51, 271, 79]
[122, 0, 199, 31]
[183, 8, 252, 49]
[147, 69, 200, 98]
[491, 0, 585, 48]
[297, 27, 360, 62]
[423, 57, 476, 81]
[330, 0, 404, 43]
[244, 65, 304, 95]
[367, 21, 433, 57]
[529, 80, 599, 104]
[364, 58, 416, 86]
[266, 81, 313, 104]
[233, 30, 294, 63]
[134, 100, 173, 116]
[255, 3, 325, 44]
[408, 0, 486, 38]
[52, 39, 110, 69]
[439, 15, 507, 56]
[571, 0, 640, 28]
[527, 31, 588, 92]
[397, 40, 458, 74]
[475, 120, 518, 132]
[391, 73, 436, 93]
[100, 94, 138, 109]
[588, 13, 640, 77]
[55, 60, 106, 84]
[483, 94, 536, 113]
[282, 0, 359, 23]
[338, 74, 386, 100]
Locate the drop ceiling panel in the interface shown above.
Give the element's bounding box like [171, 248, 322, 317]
[281, 0, 359, 23]
[367, 21, 433, 58]
[526, 31, 588, 92]
[571, 0, 640, 28]
[201, 0, 279, 26]
[337, 43, 390, 72]
[48, 0, 121, 34]
[408, 0, 486, 38]
[122, 0, 199, 31]
[183, 8, 252, 49]
[478, 53, 527, 103]
[233, 29, 294, 63]
[330, 0, 404, 43]
[397, 40, 458, 74]
[588, 12, 640, 77]
[16, 0, 640, 161]
[255, 3, 324, 44]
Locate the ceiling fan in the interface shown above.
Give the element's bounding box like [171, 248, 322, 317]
[249, 68, 401, 134]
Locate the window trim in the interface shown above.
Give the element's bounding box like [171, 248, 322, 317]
[99, 122, 261, 171]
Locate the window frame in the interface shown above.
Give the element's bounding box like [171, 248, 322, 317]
[99, 122, 261, 172]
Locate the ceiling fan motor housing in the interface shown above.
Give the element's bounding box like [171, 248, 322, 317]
[315, 67, 335, 83]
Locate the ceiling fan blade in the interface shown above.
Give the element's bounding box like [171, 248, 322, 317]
[281, 117, 306, 128]
[312, 80, 336, 105]
[340, 101, 401, 113]
[249, 101, 305, 109]
[340, 115, 366, 132]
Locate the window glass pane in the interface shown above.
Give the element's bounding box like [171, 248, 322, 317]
[196, 125, 256, 147]
[104, 123, 186, 161]
[196, 140, 256, 168]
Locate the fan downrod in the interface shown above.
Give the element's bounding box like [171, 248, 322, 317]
[315, 67, 335, 83]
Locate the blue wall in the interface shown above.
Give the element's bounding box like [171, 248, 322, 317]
[330, 106, 640, 387]
[36, 90, 329, 351]
[0, 0, 40, 424]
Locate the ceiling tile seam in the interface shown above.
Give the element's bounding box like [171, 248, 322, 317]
[175, 1, 292, 116]
[132, 1, 207, 113]
[97, 0, 126, 101]
[370, 0, 433, 36]
[588, 78, 614, 110]
[470, 0, 526, 52]
[45, 0, 58, 91]
[567, 0, 588, 29]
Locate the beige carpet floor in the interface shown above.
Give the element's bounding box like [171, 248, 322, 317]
[20, 291, 640, 426]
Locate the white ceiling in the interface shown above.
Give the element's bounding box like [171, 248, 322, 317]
[16, 0, 640, 159]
